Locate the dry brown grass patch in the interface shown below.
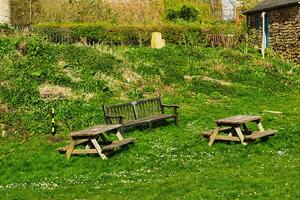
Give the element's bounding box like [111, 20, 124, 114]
[184, 75, 232, 86]
[122, 68, 143, 83]
[0, 102, 9, 113]
[39, 84, 73, 100]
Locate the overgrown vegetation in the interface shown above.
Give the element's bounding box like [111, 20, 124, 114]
[166, 6, 199, 22]
[33, 21, 244, 46]
[11, 0, 259, 25]
[0, 34, 299, 199]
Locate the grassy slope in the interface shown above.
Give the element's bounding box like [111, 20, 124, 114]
[0, 35, 300, 199]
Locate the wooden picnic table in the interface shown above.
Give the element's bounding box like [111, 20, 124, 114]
[57, 124, 134, 160]
[203, 115, 277, 146]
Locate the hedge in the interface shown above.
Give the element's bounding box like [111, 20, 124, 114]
[33, 22, 208, 46]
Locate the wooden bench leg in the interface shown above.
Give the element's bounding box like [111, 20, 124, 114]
[209, 127, 221, 146]
[149, 122, 152, 130]
[91, 139, 108, 160]
[234, 126, 247, 146]
[66, 140, 76, 160]
[175, 116, 178, 126]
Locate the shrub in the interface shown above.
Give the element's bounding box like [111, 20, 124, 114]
[0, 24, 15, 35]
[166, 9, 178, 21]
[34, 22, 206, 46]
[165, 5, 199, 22]
[178, 6, 199, 21]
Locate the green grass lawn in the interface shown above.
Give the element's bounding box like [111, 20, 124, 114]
[0, 35, 299, 199]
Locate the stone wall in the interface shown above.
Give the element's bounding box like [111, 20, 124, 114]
[247, 5, 300, 64]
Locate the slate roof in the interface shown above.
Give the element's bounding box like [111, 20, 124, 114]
[244, 0, 300, 15]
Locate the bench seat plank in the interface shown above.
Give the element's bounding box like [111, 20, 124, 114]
[202, 127, 233, 137]
[123, 114, 176, 127]
[102, 138, 135, 151]
[56, 139, 90, 153]
[245, 129, 277, 140]
[215, 135, 241, 141]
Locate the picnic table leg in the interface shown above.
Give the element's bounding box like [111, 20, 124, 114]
[209, 127, 221, 146]
[256, 121, 265, 132]
[116, 131, 124, 141]
[234, 126, 247, 146]
[66, 140, 76, 160]
[91, 139, 108, 160]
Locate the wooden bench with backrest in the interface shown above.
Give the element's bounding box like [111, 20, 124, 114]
[102, 96, 179, 129]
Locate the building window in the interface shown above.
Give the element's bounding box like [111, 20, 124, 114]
[255, 15, 259, 30]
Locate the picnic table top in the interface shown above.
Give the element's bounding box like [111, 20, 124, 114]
[216, 115, 262, 125]
[70, 124, 122, 138]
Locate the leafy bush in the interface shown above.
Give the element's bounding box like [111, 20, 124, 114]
[34, 22, 205, 46]
[166, 9, 178, 21]
[0, 23, 15, 35]
[165, 5, 199, 22]
[178, 6, 199, 21]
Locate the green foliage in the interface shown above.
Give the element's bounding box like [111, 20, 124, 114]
[0, 35, 299, 199]
[0, 24, 15, 35]
[166, 9, 178, 21]
[34, 22, 206, 46]
[178, 6, 199, 21]
[166, 6, 199, 22]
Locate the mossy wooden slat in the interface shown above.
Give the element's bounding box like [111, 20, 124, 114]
[215, 136, 240, 142]
[102, 138, 134, 151]
[245, 130, 277, 140]
[202, 127, 233, 137]
[216, 115, 262, 126]
[71, 149, 98, 154]
[56, 139, 90, 153]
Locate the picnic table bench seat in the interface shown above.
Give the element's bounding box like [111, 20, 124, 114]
[102, 96, 179, 129]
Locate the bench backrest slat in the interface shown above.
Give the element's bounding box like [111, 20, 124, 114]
[103, 97, 163, 123]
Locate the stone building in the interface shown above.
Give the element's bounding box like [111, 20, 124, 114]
[244, 0, 300, 63]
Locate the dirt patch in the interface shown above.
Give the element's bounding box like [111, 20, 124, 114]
[0, 103, 9, 113]
[17, 41, 28, 56]
[48, 135, 67, 143]
[39, 84, 73, 100]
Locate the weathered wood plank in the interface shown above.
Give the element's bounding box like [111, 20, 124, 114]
[234, 126, 247, 145]
[102, 97, 178, 129]
[72, 149, 98, 154]
[91, 138, 107, 160]
[56, 139, 90, 153]
[203, 127, 232, 137]
[70, 125, 122, 138]
[102, 138, 134, 151]
[245, 129, 277, 140]
[216, 115, 262, 126]
[66, 140, 76, 160]
[215, 135, 240, 141]
[209, 127, 221, 146]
